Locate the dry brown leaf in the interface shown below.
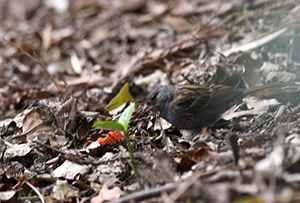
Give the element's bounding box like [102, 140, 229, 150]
[21, 110, 54, 136]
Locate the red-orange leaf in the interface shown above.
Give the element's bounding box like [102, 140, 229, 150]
[97, 130, 125, 145]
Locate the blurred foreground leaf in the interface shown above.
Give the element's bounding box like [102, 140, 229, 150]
[92, 121, 124, 132]
[93, 102, 135, 133]
[106, 82, 133, 111]
[117, 103, 135, 133]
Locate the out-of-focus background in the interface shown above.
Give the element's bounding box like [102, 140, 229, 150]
[0, 0, 300, 202]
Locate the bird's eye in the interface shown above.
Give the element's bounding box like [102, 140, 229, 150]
[151, 95, 156, 101]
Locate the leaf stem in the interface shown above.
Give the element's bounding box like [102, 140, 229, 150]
[124, 131, 142, 188]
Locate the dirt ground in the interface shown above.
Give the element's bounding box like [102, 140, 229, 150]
[0, 0, 300, 202]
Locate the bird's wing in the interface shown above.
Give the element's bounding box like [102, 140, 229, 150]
[208, 85, 237, 106]
[172, 85, 213, 112]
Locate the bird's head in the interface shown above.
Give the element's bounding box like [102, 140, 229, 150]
[144, 86, 174, 113]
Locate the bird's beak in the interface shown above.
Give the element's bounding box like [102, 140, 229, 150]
[142, 104, 153, 113]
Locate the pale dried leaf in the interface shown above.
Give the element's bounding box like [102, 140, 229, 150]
[52, 179, 79, 200]
[91, 185, 122, 203]
[45, 0, 69, 13]
[0, 191, 16, 201]
[134, 69, 169, 91]
[21, 111, 54, 135]
[4, 142, 33, 161]
[154, 117, 172, 130]
[265, 71, 296, 83]
[42, 23, 53, 51]
[70, 51, 83, 74]
[221, 97, 280, 120]
[223, 26, 289, 56]
[254, 146, 284, 175]
[52, 160, 90, 179]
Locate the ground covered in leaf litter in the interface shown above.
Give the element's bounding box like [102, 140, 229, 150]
[0, 0, 300, 202]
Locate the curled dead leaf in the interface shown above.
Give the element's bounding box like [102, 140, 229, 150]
[97, 130, 125, 145]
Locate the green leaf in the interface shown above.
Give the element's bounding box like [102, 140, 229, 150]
[106, 82, 133, 111]
[92, 121, 124, 131]
[118, 102, 135, 133]
[93, 103, 135, 134]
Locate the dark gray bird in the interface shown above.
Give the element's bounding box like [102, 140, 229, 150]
[145, 83, 298, 132]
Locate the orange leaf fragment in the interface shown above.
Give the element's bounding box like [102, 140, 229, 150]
[83, 140, 93, 148]
[97, 130, 125, 145]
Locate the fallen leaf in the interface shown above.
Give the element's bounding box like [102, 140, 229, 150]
[52, 179, 79, 200]
[70, 51, 83, 74]
[4, 142, 34, 162]
[97, 131, 125, 145]
[222, 26, 289, 56]
[91, 184, 122, 203]
[106, 83, 133, 111]
[20, 110, 54, 136]
[52, 160, 89, 179]
[0, 191, 16, 201]
[221, 97, 280, 120]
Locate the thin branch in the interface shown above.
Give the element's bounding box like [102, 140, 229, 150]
[110, 182, 181, 203]
[4, 38, 66, 100]
[25, 182, 46, 203]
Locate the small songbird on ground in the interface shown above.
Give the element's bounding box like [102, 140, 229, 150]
[145, 83, 299, 134]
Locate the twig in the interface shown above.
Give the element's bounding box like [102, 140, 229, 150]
[167, 170, 203, 202]
[110, 182, 181, 203]
[25, 181, 46, 203]
[4, 39, 66, 100]
[0, 137, 14, 147]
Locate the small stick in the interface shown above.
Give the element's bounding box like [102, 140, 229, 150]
[4, 39, 66, 100]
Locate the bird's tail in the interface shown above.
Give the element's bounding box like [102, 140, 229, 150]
[242, 82, 299, 99]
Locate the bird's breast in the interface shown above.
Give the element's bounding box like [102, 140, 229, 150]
[161, 105, 219, 130]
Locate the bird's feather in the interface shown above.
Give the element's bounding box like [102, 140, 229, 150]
[172, 85, 213, 112]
